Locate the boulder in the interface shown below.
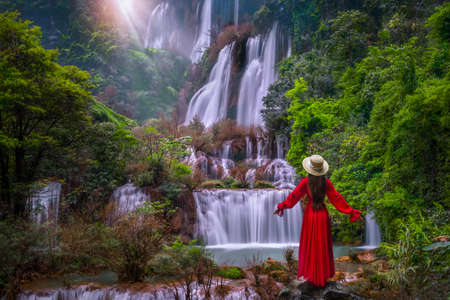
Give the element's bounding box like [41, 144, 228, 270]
[355, 249, 376, 264]
[277, 279, 365, 300]
[433, 235, 449, 242]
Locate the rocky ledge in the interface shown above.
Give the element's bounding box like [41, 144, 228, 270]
[278, 279, 365, 300]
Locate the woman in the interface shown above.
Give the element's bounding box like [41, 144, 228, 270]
[273, 154, 362, 287]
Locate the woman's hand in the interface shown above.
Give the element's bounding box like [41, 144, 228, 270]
[356, 215, 364, 222]
[273, 208, 284, 217]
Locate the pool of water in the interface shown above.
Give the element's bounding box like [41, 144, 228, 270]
[206, 243, 373, 266]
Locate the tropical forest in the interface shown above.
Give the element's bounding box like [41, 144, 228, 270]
[0, 0, 448, 299]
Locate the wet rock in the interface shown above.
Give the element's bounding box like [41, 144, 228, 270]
[263, 257, 286, 272]
[270, 270, 290, 284]
[335, 256, 354, 263]
[355, 249, 376, 264]
[277, 279, 365, 300]
[433, 235, 450, 242]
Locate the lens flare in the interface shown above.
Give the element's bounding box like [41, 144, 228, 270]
[117, 0, 134, 15]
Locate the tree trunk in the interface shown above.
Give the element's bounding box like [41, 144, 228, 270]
[14, 146, 26, 216]
[14, 107, 26, 216]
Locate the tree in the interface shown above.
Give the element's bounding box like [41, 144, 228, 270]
[328, 10, 371, 65]
[0, 12, 92, 216]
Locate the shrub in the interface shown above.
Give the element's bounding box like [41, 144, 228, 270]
[217, 266, 245, 279]
[254, 180, 275, 189]
[200, 180, 225, 189]
[112, 211, 165, 282]
[222, 177, 238, 188]
[0, 220, 49, 298]
[149, 239, 216, 299]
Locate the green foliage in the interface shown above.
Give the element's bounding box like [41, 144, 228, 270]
[149, 238, 215, 285]
[426, 2, 450, 43]
[200, 180, 225, 189]
[328, 10, 371, 65]
[217, 267, 245, 279]
[0, 220, 47, 297]
[270, 3, 450, 293]
[89, 99, 137, 127]
[112, 211, 164, 282]
[129, 126, 191, 190]
[380, 216, 449, 297]
[253, 180, 275, 189]
[0, 11, 92, 214]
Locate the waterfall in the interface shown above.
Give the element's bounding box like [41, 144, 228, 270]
[184, 42, 235, 127]
[234, 0, 239, 27]
[194, 189, 302, 245]
[264, 159, 296, 189]
[287, 36, 292, 57]
[237, 23, 278, 127]
[191, 0, 212, 63]
[29, 182, 61, 224]
[365, 210, 382, 246]
[144, 2, 171, 49]
[110, 183, 150, 217]
[17, 283, 259, 300]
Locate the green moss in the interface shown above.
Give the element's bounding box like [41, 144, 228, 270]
[254, 180, 275, 189]
[200, 180, 225, 189]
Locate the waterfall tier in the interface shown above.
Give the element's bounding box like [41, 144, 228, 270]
[17, 283, 259, 300]
[184, 42, 235, 127]
[237, 23, 278, 127]
[191, 0, 212, 63]
[29, 182, 62, 224]
[365, 210, 382, 246]
[110, 183, 151, 217]
[194, 189, 302, 245]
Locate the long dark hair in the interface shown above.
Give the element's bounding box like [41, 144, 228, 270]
[308, 174, 326, 211]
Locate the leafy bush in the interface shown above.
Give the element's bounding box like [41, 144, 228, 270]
[217, 266, 245, 279]
[149, 239, 216, 299]
[222, 177, 238, 188]
[0, 220, 48, 298]
[112, 209, 166, 282]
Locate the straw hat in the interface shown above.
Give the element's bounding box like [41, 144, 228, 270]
[302, 155, 329, 176]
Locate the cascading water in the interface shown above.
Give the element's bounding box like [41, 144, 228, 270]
[144, 2, 172, 49]
[110, 183, 150, 217]
[195, 189, 302, 245]
[236, 23, 278, 127]
[365, 210, 382, 247]
[234, 0, 239, 27]
[184, 42, 235, 127]
[191, 0, 212, 63]
[29, 182, 62, 224]
[17, 282, 259, 300]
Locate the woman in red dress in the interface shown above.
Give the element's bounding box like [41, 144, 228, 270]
[273, 155, 362, 287]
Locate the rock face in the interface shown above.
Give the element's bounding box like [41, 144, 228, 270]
[278, 280, 365, 300]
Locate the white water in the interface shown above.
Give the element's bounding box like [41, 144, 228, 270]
[144, 2, 172, 49]
[17, 282, 259, 300]
[195, 189, 302, 245]
[29, 182, 61, 224]
[191, 0, 212, 63]
[110, 183, 150, 217]
[184, 42, 235, 127]
[264, 159, 296, 189]
[234, 0, 239, 27]
[365, 210, 382, 246]
[237, 23, 278, 127]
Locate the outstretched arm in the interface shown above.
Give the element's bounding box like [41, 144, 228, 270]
[326, 179, 361, 222]
[274, 178, 308, 216]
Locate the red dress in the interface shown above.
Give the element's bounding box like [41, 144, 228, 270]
[277, 177, 361, 286]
